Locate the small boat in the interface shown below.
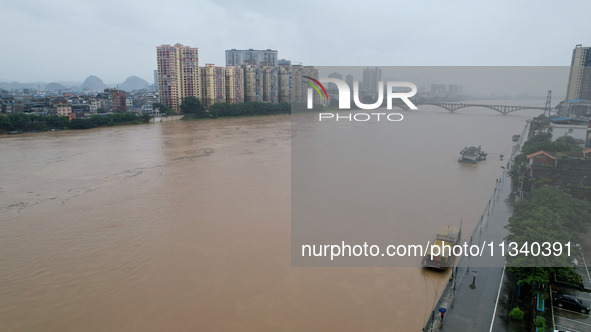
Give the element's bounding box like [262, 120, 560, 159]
[9, 130, 23, 134]
[459, 145, 487, 163]
[423, 224, 462, 270]
[51, 129, 63, 132]
[500, 154, 504, 161]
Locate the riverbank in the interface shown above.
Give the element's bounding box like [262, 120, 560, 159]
[423, 120, 529, 331]
[0, 112, 151, 134]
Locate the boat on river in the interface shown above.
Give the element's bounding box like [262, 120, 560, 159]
[459, 145, 486, 163]
[422, 225, 461, 270]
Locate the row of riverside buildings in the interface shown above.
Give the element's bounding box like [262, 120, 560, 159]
[156, 44, 318, 112]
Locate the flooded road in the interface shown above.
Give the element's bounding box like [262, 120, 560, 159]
[0, 107, 541, 331]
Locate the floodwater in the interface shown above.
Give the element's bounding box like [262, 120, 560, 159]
[0, 105, 542, 331]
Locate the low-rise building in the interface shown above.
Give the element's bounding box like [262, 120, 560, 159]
[141, 104, 159, 115]
[550, 123, 587, 142]
[56, 104, 72, 117]
[526, 150, 557, 167]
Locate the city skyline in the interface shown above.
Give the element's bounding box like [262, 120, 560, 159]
[1, 0, 591, 83]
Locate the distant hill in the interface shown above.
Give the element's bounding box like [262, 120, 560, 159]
[81, 75, 106, 91]
[0, 82, 45, 90]
[0, 75, 150, 93]
[44, 82, 67, 91]
[119, 76, 149, 91]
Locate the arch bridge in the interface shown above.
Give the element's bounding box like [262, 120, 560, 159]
[416, 103, 551, 115]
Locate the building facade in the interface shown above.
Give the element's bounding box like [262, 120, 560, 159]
[156, 44, 200, 112]
[290, 65, 320, 103]
[225, 66, 244, 104]
[242, 63, 261, 102]
[226, 49, 278, 67]
[362, 67, 382, 93]
[278, 64, 292, 103]
[261, 64, 278, 103]
[56, 104, 72, 117]
[566, 45, 591, 102]
[200, 64, 226, 108]
[105, 88, 126, 112]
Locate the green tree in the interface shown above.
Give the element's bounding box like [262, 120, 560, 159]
[505, 186, 591, 285]
[551, 135, 581, 152]
[180, 97, 205, 116]
[153, 103, 174, 115]
[509, 307, 524, 321]
[506, 206, 572, 266]
[521, 132, 580, 156]
[509, 267, 552, 287]
[522, 186, 591, 235]
[509, 153, 527, 190]
[521, 133, 552, 155]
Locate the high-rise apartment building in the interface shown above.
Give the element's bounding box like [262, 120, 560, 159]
[278, 63, 292, 103]
[291, 65, 303, 102]
[362, 67, 382, 93]
[303, 66, 320, 104]
[345, 74, 354, 89]
[225, 66, 244, 104]
[200, 64, 226, 108]
[566, 45, 591, 102]
[261, 64, 278, 103]
[291, 65, 320, 103]
[226, 49, 278, 67]
[242, 63, 261, 102]
[156, 44, 200, 112]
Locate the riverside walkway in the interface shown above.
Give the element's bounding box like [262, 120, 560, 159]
[424, 122, 528, 332]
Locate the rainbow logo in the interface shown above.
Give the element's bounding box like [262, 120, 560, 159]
[303, 76, 328, 100]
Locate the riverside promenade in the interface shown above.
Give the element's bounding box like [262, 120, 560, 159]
[424, 123, 528, 332]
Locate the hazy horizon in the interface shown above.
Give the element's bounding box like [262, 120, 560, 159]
[1, 0, 590, 83]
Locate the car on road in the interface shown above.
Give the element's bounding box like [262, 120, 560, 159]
[553, 293, 590, 314]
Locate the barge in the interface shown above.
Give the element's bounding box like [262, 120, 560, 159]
[422, 225, 461, 270]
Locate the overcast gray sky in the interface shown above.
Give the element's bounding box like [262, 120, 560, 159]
[1, 0, 589, 84]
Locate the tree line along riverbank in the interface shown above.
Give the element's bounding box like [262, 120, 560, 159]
[0, 112, 151, 133]
[0, 97, 297, 134]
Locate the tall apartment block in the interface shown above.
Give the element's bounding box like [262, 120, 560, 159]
[242, 63, 261, 102]
[156, 44, 200, 112]
[261, 64, 278, 103]
[226, 49, 278, 67]
[291, 65, 303, 103]
[278, 61, 292, 103]
[290, 65, 319, 103]
[345, 74, 354, 90]
[303, 66, 320, 104]
[362, 67, 382, 93]
[200, 64, 226, 108]
[225, 66, 244, 104]
[566, 45, 591, 102]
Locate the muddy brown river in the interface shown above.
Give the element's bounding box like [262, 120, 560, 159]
[0, 107, 541, 331]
